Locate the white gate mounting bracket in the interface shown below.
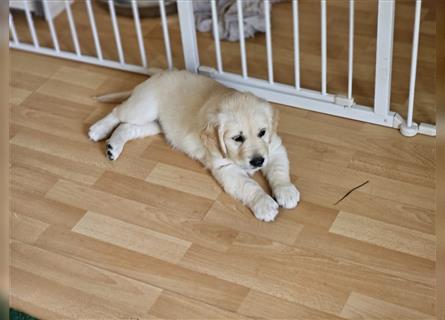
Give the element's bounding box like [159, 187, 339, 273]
[393, 113, 436, 137]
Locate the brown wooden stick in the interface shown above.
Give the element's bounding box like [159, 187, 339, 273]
[334, 180, 369, 205]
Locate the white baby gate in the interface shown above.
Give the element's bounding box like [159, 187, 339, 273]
[9, 0, 436, 137]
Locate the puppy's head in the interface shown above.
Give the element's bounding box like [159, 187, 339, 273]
[201, 92, 278, 171]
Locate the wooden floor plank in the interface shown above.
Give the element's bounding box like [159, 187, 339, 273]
[50, 66, 108, 90]
[10, 164, 58, 196]
[330, 212, 436, 261]
[11, 50, 69, 78]
[179, 243, 350, 316]
[10, 70, 49, 92]
[12, 145, 104, 186]
[233, 233, 435, 316]
[149, 290, 251, 320]
[11, 127, 157, 180]
[348, 151, 435, 189]
[11, 297, 71, 320]
[11, 188, 86, 229]
[336, 191, 435, 235]
[10, 268, 154, 320]
[280, 131, 355, 169]
[10, 213, 49, 245]
[11, 241, 162, 319]
[10, 86, 32, 106]
[340, 292, 435, 320]
[290, 156, 435, 210]
[280, 115, 435, 170]
[37, 79, 99, 107]
[72, 211, 191, 264]
[12, 104, 93, 143]
[146, 163, 222, 200]
[238, 290, 347, 320]
[46, 179, 237, 252]
[140, 138, 208, 174]
[94, 171, 214, 219]
[35, 227, 250, 312]
[295, 227, 436, 287]
[19, 92, 94, 121]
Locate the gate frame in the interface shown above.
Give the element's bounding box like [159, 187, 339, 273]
[175, 0, 435, 136]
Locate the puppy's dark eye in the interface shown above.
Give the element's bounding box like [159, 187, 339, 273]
[258, 129, 266, 138]
[232, 135, 245, 143]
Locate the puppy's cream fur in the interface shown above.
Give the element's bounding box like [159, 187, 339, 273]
[89, 70, 299, 221]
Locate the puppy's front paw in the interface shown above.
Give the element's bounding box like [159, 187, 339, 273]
[251, 194, 279, 222]
[274, 183, 300, 209]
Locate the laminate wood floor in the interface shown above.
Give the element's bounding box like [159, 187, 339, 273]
[9, 49, 436, 319]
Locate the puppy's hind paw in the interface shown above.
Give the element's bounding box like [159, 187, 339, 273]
[251, 194, 279, 222]
[274, 183, 300, 209]
[105, 141, 122, 161]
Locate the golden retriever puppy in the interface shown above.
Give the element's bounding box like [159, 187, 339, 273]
[88, 70, 299, 221]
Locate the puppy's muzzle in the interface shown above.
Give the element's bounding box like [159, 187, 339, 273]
[250, 156, 265, 168]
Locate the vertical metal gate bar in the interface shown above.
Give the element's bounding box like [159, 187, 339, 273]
[406, 0, 422, 127]
[159, 0, 173, 69]
[320, 0, 327, 95]
[373, 0, 395, 116]
[237, 0, 248, 78]
[9, 14, 19, 45]
[42, 0, 60, 52]
[211, 0, 223, 73]
[23, 0, 39, 48]
[65, 0, 81, 56]
[86, 0, 103, 61]
[347, 0, 354, 100]
[131, 0, 147, 68]
[264, 0, 274, 84]
[177, 0, 200, 72]
[108, 0, 125, 64]
[292, 0, 300, 90]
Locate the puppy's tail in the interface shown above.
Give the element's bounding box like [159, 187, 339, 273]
[93, 68, 167, 103]
[93, 90, 132, 103]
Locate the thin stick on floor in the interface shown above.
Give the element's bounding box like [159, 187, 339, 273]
[334, 180, 369, 205]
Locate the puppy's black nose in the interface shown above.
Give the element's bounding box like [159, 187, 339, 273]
[250, 156, 264, 168]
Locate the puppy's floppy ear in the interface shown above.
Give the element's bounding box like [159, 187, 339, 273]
[217, 124, 227, 155]
[200, 121, 227, 157]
